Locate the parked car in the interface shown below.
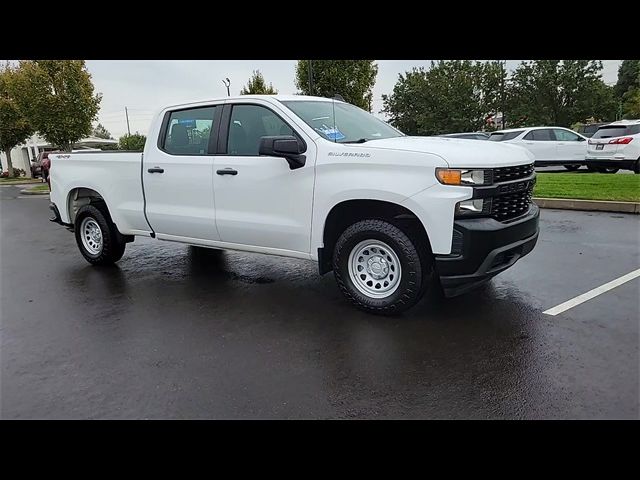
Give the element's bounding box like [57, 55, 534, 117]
[576, 122, 610, 138]
[440, 132, 489, 140]
[586, 119, 640, 174]
[488, 126, 588, 170]
[48, 95, 539, 315]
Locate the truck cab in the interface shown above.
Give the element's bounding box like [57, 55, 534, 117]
[49, 95, 539, 315]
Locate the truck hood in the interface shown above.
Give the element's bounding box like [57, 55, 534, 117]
[360, 136, 535, 167]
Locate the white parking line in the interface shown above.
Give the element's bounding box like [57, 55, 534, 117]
[543, 268, 640, 316]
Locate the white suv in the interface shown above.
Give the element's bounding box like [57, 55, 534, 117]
[488, 126, 588, 171]
[586, 120, 640, 174]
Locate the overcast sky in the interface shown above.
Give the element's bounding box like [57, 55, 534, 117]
[86, 60, 623, 139]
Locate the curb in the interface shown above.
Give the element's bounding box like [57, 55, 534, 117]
[19, 188, 50, 196]
[534, 197, 640, 214]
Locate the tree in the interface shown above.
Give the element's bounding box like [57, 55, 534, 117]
[119, 132, 146, 151]
[614, 60, 640, 99]
[507, 60, 616, 128]
[622, 82, 640, 118]
[295, 60, 378, 111]
[382, 61, 505, 135]
[240, 70, 277, 95]
[93, 123, 113, 139]
[0, 63, 34, 177]
[11, 60, 101, 152]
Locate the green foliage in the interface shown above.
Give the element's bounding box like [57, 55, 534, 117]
[382, 61, 506, 135]
[119, 132, 146, 151]
[622, 85, 640, 118]
[240, 70, 277, 95]
[12, 60, 101, 152]
[614, 60, 640, 99]
[93, 123, 113, 139]
[507, 60, 616, 127]
[0, 63, 34, 176]
[99, 143, 120, 151]
[295, 60, 378, 111]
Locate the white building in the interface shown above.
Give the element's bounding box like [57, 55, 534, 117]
[0, 134, 118, 175]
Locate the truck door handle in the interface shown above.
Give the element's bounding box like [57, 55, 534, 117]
[217, 168, 238, 176]
[147, 167, 164, 173]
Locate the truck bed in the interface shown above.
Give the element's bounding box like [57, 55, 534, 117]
[49, 151, 151, 235]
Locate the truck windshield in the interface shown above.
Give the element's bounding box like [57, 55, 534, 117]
[281, 100, 403, 143]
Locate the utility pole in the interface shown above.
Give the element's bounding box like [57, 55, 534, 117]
[500, 60, 506, 130]
[125, 106, 131, 136]
[308, 60, 313, 95]
[222, 78, 231, 97]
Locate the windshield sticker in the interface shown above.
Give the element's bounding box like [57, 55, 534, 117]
[318, 126, 346, 141]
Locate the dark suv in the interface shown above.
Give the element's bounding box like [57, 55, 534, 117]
[575, 123, 609, 138]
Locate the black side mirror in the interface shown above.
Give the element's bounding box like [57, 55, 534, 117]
[259, 135, 306, 170]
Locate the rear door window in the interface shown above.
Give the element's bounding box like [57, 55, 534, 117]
[488, 130, 524, 141]
[163, 106, 217, 155]
[524, 129, 554, 141]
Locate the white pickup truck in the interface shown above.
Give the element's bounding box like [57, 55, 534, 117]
[49, 95, 539, 314]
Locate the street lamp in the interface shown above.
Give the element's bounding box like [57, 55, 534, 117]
[222, 78, 231, 97]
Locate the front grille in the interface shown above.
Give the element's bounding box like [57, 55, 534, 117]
[490, 188, 533, 222]
[493, 163, 535, 183]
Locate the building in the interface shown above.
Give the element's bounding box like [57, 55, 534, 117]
[0, 134, 118, 175]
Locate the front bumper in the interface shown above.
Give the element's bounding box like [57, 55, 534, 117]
[435, 204, 540, 296]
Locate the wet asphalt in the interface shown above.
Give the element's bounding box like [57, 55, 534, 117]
[1, 185, 638, 419]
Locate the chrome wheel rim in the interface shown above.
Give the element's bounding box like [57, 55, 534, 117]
[80, 217, 103, 255]
[347, 240, 402, 298]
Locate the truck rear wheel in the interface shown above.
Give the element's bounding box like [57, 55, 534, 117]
[333, 219, 430, 315]
[74, 204, 126, 265]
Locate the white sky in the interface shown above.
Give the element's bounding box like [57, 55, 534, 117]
[87, 60, 623, 139]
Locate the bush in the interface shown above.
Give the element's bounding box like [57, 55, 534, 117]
[12, 168, 26, 178]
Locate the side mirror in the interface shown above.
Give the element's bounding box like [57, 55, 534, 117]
[259, 135, 306, 170]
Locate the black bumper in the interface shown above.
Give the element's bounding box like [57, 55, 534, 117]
[435, 204, 540, 297]
[49, 202, 74, 231]
[585, 158, 637, 170]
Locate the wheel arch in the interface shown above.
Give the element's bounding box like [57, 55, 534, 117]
[318, 199, 432, 275]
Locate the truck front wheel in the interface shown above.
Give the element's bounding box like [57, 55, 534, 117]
[333, 219, 430, 314]
[74, 204, 126, 265]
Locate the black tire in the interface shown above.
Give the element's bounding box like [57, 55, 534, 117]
[74, 204, 126, 265]
[563, 165, 580, 171]
[598, 167, 619, 174]
[634, 160, 639, 174]
[332, 219, 431, 315]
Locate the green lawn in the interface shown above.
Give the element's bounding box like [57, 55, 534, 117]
[0, 177, 40, 184]
[26, 184, 50, 192]
[534, 173, 640, 202]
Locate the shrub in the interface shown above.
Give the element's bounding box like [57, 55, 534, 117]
[12, 168, 26, 178]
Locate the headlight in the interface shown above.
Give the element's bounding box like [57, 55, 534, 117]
[456, 199, 485, 215]
[436, 168, 490, 185]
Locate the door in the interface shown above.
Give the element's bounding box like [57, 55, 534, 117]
[553, 128, 587, 162]
[212, 103, 315, 253]
[143, 104, 221, 240]
[521, 128, 558, 162]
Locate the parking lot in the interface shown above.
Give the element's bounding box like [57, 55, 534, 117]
[1, 184, 638, 419]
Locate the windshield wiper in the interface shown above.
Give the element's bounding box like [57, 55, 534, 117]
[340, 138, 368, 144]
